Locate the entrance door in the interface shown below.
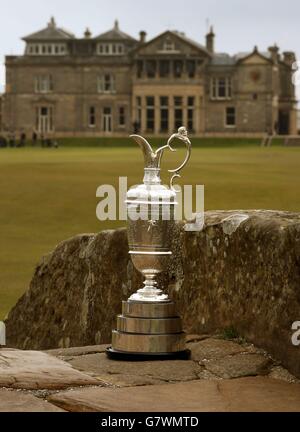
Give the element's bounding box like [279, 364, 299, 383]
[103, 107, 112, 132]
[278, 110, 289, 135]
[36, 106, 53, 134]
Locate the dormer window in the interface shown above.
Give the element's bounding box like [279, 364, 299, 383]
[97, 43, 124, 55]
[26, 43, 67, 56]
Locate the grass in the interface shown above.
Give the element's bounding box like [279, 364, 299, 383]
[219, 326, 240, 340]
[0, 140, 299, 319]
[43, 136, 284, 148]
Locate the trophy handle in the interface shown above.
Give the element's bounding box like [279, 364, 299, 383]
[164, 127, 192, 189]
[154, 127, 192, 188]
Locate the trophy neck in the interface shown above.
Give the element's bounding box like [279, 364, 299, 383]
[143, 168, 161, 185]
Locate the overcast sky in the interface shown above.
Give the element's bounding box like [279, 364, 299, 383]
[0, 0, 299, 100]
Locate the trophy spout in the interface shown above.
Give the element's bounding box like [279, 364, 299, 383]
[130, 134, 158, 169]
[130, 127, 191, 186]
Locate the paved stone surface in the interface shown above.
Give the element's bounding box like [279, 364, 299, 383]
[0, 349, 101, 389]
[204, 353, 272, 379]
[185, 334, 210, 343]
[0, 389, 65, 412]
[189, 338, 245, 361]
[48, 377, 300, 412]
[94, 374, 164, 387]
[0, 336, 299, 411]
[197, 368, 220, 380]
[269, 366, 300, 384]
[68, 353, 202, 385]
[46, 344, 109, 358]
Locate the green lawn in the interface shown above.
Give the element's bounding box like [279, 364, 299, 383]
[0, 141, 300, 319]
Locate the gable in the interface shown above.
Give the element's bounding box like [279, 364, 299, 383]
[135, 31, 210, 57]
[239, 53, 270, 65]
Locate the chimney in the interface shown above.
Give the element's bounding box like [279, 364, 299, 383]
[206, 26, 215, 53]
[268, 44, 279, 64]
[283, 51, 296, 67]
[139, 31, 147, 44]
[84, 28, 92, 39]
[48, 17, 56, 28]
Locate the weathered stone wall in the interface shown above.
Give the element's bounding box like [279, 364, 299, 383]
[5, 210, 300, 377]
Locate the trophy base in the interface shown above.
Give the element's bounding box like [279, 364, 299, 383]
[107, 300, 189, 361]
[106, 347, 190, 361]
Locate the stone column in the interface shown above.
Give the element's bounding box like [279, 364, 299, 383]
[171, 60, 175, 79]
[289, 107, 297, 135]
[154, 95, 160, 135]
[155, 60, 159, 80]
[182, 60, 188, 80]
[140, 60, 145, 79]
[169, 96, 175, 134]
[183, 96, 188, 130]
[141, 96, 147, 134]
[195, 96, 201, 134]
[131, 95, 136, 128]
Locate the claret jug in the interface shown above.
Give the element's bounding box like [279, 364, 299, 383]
[107, 127, 191, 359]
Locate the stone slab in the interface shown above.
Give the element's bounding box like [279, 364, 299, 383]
[0, 349, 101, 389]
[268, 366, 300, 384]
[48, 377, 300, 412]
[189, 338, 246, 361]
[94, 373, 164, 388]
[0, 389, 65, 412]
[204, 353, 272, 378]
[68, 353, 201, 385]
[46, 344, 109, 358]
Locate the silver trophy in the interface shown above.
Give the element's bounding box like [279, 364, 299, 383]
[107, 127, 191, 359]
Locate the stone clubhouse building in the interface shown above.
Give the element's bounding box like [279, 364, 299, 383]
[1, 18, 298, 137]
